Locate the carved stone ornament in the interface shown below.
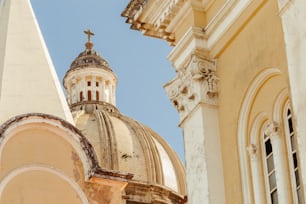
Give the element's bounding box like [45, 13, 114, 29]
[247, 144, 258, 161]
[165, 54, 218, 119]
[121, 0, 148, 20]
[264, 121, 281, 138]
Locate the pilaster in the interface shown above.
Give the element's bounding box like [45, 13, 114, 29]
[165, 48, 225, 203]
[278, 0, 306, 201]
[247, 144, 264, 204]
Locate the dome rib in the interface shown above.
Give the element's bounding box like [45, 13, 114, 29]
[150, 129, 185, 193]
[118, 114, 164, 184]
[95, 110, 119, 170]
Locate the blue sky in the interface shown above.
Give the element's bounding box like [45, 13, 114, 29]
[30, 1, 185, 160]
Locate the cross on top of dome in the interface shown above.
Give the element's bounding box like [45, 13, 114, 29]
[84, 29, 94, 41]
[84, 29, 94, 50]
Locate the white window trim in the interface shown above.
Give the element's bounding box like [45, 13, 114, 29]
[238, 68, 281, 204]
[249, 112, 267, 204]
[261, 121, 277, 204]
[283, 102, 302, 204]
[264, 121, 290, 204]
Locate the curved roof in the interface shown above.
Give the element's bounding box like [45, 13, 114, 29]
[0, 113, 133, 181]
[68, 47, 113, 73]
[72, 103, 186, 195]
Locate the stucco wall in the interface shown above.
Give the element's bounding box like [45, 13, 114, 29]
[216, 0, 289, 203]
[0, 117, 127, 204]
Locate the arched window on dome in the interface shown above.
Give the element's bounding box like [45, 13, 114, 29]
[80, 91, 83, 102]
[284, 106, 303, 204]
[96, 91, 99, 101]
[87, 91, 92, 101]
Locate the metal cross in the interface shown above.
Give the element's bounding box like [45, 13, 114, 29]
[84, 29, 94, 42]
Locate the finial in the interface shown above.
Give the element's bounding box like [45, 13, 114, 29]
[84, 29, 95, 50]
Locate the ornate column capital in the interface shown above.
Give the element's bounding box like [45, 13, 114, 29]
[164, 53, 218, 119]
[264, 121, 281, 139]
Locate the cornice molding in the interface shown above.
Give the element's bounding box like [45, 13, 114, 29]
[205, 0, 248, 45]
[125, 181, 185, 203]
[123, 0, 265, 57]
[168, 26, 208, 70]
[169, 0, 266, 69]
[121, 0, 148, 21]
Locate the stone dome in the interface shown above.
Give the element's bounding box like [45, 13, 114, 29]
[68, 48, 112, 72]
[72, 103, 186, 195]
[64, 31, 186, 203]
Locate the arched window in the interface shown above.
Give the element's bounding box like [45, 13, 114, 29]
[263, 134, 278, 204]
[80, 92, 83, 102]
[285, 107, 303, 204]
[87, 91, 91, 101]
[96, 91, 99, 101]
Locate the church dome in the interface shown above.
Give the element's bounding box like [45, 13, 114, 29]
[68, 48, 112, 72]
[72, 103, 186, 195]
[63, 30, 186, 203]
[66, 29, 112, 74]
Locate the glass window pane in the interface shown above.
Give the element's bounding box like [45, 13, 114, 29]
[291, 135, 296, 151]
[267, 155, 274, 173]
[289, 117, 294, 133]
[298, 188, 303, 204]
[265, 139, 273, 156]
[271, 190, 278, 204]
[295, 170, 300, 187]
[293, 152, 298, 168]
[269, 172, 276, 190]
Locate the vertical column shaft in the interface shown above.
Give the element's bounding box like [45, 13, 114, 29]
[278, 1, 306, 200]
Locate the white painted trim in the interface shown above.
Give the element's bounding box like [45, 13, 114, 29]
[168, 26, 208, 69]
[282, 101, 301, 204]
[261, 120, 273, 204]
[238, 68, 281, 204]
[272, 91, 301, 204]
[249, 112, 267, 204]
[0, 116, 92, 180]
[204, 0, 237, 35]
[0, 165, 89, 204]
[277, 0, 293, 15]
[272, 89, 288, 122]
[168, 0, 264, 69]
[207, 0, 254, 48]
[267, 122, 290, 204]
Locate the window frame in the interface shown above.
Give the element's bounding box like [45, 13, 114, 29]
[262, 132, 278, 204]
[283, 104, 303, 204]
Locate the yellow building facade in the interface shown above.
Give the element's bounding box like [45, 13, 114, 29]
[122, 0, 306, 203]
[0, 0, 186, 203]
